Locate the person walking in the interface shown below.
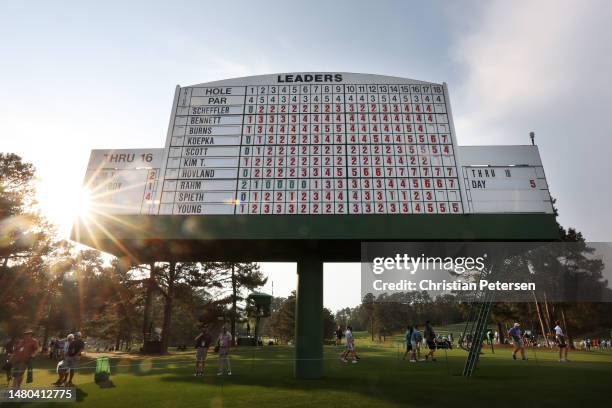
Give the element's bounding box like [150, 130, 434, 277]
[9, 329, 39, 389]
[508, 323, 527, 361]
[340, 326, 357, 363]
[65, 332, 84, 387]
[335, 326, 344, 346]
[410, 325, 423, 362]
[402, 325, 413, 360]
[194, 325, 212, 376]
[2, 336, 16, 384]
[53, 333, 74, 386]
[424, 321, 437, 362]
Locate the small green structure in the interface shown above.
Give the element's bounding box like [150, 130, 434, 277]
[94, 357, 111, 383]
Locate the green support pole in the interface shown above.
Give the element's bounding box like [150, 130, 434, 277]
[295, 258, 324, 379]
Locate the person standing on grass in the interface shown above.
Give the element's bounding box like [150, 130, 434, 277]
[508, 323, 527, 361]
[3, 336, 16, 384]
[9, 329, 39, 389]
[410, 325, 422, 362]
[402, 325, 413, 360]
[335, 326, 344, 346]
[554, 321, 569, 362]
[53, 333, 74, 386]
[194, 325, 212, 376]
[217, 326, 232, 376]
[340, 326, 357, 363]
[63, 332, 85, 387]
[424, 321, 437, 362]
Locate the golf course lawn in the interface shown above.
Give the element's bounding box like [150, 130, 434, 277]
[7, 336, 612, 408]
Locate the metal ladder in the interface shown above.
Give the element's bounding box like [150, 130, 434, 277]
[462, 290, 494, 376]
[460, 264, 498, 377]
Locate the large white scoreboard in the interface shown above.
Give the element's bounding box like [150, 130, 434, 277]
[161, 73, 464, 215]
[82, 73, 554, 217]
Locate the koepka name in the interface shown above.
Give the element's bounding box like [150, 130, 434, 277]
[277, 74, 342, 83]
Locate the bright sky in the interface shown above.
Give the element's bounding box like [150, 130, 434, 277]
[1, 0, 611, 312]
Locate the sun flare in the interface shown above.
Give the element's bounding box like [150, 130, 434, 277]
[36, 181, 95, 237]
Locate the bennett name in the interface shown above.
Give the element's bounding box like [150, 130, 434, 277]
[277, 73, 342, 83]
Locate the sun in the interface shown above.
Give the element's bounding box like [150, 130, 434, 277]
[74, 187, 93, 220]
[36, 180, 94, 238]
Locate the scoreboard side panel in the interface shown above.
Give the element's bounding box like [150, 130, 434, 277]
[158, 85, 181, 214]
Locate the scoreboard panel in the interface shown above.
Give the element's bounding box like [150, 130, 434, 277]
[458, 145, 554, 214]
[159, 73, 465, 216]
[84, 149, 163, 215]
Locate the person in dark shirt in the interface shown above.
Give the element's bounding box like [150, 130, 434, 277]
[65, 332, 84, 387]
[424, 321, 437, 362]
[194, 325, 212, 376]
[3, 337, 16, 383]
[335, 326, 344, 345]
[402, 325, 414, 360]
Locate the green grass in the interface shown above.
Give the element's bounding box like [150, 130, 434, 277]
[5, 339, 612, 408]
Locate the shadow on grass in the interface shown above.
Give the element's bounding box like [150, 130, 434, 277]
[154, 349, 612, 407]
[31, 347, 612, 408]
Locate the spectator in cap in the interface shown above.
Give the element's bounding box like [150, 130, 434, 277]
[508, 323, 527, 361]
[10, 329, 39, 389]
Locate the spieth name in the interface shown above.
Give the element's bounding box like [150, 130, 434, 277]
[373, 279, 536, 292]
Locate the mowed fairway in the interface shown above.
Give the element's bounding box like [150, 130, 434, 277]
[9, 335, 612, 408]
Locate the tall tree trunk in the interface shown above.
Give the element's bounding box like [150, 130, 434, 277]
[231, 263, 237, 346]
[115, 334, 121, 351]
[161, 262, 176, 354]
[543, 292, 553, 338]
[560, 304, 572, 349]
[497, 321, 505, 344]
[142, 262, 156, 341]
[42, 325, 49, 353]
[533, 292, 550, 347]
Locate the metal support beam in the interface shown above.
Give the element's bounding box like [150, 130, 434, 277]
[295, 258, 323, 379]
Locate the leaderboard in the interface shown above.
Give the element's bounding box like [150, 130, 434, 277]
[159, 73, 464, 215]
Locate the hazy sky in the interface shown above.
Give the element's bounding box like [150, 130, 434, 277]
[1, 0, 611, 311]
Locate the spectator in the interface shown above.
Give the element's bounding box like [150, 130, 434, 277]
[553, 321, 569, 362]
[410, 325, 423, 362]
[508, 323, 527, 361]
[402, 325, 413, 360]
[53, 334, 74, 386]
[424, 321, 437, 362]
[3, 336, 16, 383]
[335, 326, 344, 346]
[64, 332, 85, 387]
[194, 325, 212, 377]
[217, 326, 232, 376]
[340, 326, 357, 363]
[9, 329, 39, 389]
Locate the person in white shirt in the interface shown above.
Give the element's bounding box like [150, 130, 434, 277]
[340, 326, 357, 363]
[216, 326, 232, 376]
[53, 334, 73, 386]
[554, 321, 569, 362]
